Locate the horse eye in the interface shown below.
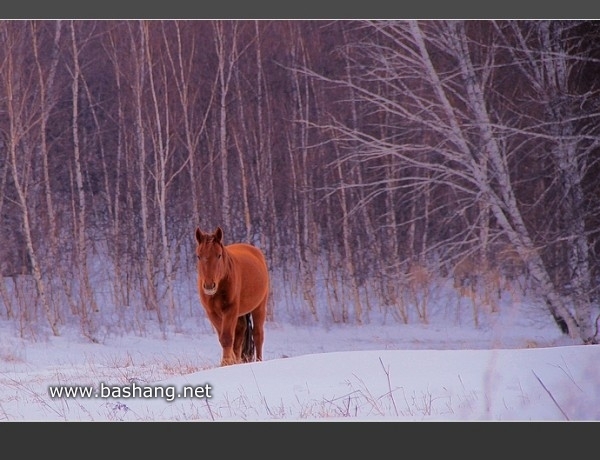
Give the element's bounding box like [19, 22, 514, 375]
[217, 254, 222, 259]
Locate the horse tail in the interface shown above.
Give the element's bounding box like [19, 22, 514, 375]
[241, 313, 255, 363]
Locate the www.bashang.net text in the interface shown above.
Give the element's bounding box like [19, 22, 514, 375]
[48, 382, 213, 403]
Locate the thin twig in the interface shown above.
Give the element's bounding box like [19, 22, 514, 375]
[532, 370, 569, 421]
[379, 357, 399, 416]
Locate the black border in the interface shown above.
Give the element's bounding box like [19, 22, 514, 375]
[2, 0, 599, 19]
[4, 421, 597, 455]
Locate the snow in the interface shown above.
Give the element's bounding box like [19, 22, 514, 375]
[1, 286, 598, 421]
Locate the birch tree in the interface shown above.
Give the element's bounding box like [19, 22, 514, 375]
[0, 21, 59, 335]
[161, 21, 215, 229]
[69, 21, 100, 340]
[212, 21, 238, 234]
[495, 20, 600, 343]
[307, 20, 599, 343]
[128, 21, 162, 325]
[102, 23, 130, 313]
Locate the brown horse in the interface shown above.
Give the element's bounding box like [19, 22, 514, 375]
[195, 226, 269, 366]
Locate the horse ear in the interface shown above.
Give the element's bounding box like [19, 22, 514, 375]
[214, 226, 223, 243]
[195, 227, 204, 244]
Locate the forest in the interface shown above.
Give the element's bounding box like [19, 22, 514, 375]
[0, 20, 598, 344]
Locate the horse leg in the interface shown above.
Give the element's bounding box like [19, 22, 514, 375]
[218, 313, 239, 366]
[252, 299, 267, 362]
[203, 309, 223, 347]
[233, 316, 247, 363]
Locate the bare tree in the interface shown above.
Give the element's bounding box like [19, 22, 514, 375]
[69, 21, 99, 340]
[0, 21, 59, 336]
[495, 20, 600, 343]
[3, 19, 596, 337]
[102, 21, 140, 324]
[212, 21, 239, 234]
[305, 20, 599, 342]
[160, 21, 216, 230]
[130, 21, 163, 326]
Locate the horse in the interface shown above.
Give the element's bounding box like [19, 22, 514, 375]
[194, 226, 269, 366]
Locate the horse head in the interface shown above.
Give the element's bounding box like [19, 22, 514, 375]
[195, 226, 226, 296]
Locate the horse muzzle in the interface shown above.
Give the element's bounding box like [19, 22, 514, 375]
[203, 282, 218, 296]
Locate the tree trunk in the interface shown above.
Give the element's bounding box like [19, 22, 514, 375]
[70, 21, 98, 340]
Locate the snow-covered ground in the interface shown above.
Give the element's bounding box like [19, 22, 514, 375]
[0, 284, 597, 421]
